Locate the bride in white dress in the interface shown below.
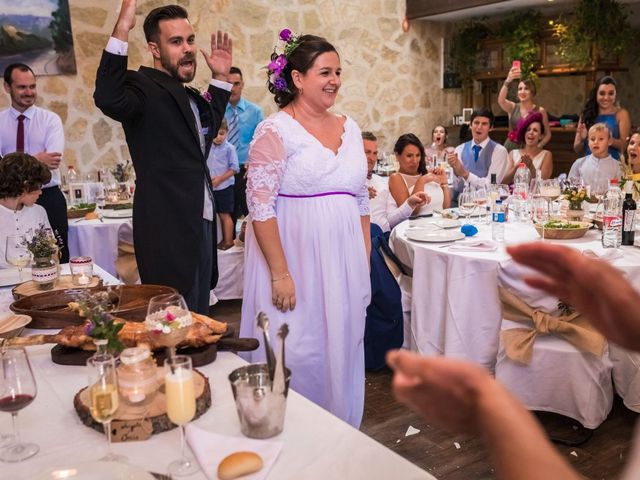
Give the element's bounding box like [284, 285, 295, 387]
[240, 33, 370, 427]
[389, 133, 451, 216]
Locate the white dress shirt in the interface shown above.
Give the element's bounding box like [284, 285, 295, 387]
[105, 37, 232, 221]
[568, 154, 621, 188]
[0, 203, 51, 269]
[454, 137, 510, 188]
[368, 174, 413, 233]
[0, 106, 64, 188]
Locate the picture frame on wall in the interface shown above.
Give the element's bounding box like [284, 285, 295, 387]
[0, 0, 77, 76]
[462, 108, 473, 124]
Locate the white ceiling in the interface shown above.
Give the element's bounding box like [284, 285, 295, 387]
[421, 0, 640, 22]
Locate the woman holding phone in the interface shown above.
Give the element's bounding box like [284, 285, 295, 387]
[498, 61, 552, 152]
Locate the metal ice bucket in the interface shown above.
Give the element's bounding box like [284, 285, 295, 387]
[228, 363, 291, 439]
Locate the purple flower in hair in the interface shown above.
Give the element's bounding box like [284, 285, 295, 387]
[268, 54, 287, 74]
[274, 77, 288, 91]
[279, 29, 293, 42]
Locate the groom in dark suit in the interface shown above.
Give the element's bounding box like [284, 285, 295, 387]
[94, 1, 232, 313]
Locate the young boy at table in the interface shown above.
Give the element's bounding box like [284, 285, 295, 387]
[569, 123, 621, 188]
[0, 152, 52, 268]
[206, 119, 239, 250]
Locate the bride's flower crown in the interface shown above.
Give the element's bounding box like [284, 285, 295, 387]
[267, 28, 300, 93]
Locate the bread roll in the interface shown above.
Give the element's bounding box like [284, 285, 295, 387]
[84, 211, 99, 220]
[217, 451, 263, 480]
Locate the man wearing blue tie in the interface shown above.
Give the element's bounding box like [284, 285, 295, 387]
[447, 108, 510, 201]
[224, 66, 264, 230]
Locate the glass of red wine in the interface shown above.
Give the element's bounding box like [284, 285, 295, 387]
[0, 347, 38, 462]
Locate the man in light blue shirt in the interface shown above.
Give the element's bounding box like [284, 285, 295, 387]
[224, 66, 264, 229]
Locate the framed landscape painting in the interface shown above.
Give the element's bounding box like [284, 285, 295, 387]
[0, 0, 77, 76]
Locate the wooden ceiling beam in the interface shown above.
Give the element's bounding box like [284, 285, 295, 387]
[406, 0, 505, 20]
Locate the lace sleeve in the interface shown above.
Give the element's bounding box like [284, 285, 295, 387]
[246, 121, 286, 222]
[356, 179, 370, 216]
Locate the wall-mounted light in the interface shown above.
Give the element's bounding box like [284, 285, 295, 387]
[402, 17, 410, 32]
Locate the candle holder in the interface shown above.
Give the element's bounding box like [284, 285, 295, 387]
[70, 256, 93, 286]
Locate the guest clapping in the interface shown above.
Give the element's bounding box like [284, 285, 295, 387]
[502, 112, 553, 184]
[389, 133, 450, 216]
[498, 67, 551, 152]
[573, 75, 630, 159]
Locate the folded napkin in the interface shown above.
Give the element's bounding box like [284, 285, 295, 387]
[186, 424, 283, 480]
[582, 248, 623, 262]
[449, 239, 498, 252]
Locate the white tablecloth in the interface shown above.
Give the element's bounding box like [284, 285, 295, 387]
[68, 217, 130, 276]
[0, 349, 433, 479]
[390, 219, 640, 371]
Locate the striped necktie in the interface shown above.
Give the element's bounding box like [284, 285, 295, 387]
[227, 108, 239, 147]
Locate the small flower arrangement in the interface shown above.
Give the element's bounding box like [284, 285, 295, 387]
[562, 186, 590, 210]
[72, 289, 124, 353]
[22, 224, 57, 258]
[111, 161, 134, 183]
[266, 28, 300, 93]
[144, 305, 192, 334]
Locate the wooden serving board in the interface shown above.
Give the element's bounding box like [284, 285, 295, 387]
[74, 369, 210, 441]
[12, 275, 102, 300]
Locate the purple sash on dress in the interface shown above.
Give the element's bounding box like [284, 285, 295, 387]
[278, 191, 355, 198]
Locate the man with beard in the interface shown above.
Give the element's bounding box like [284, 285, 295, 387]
[0, 63, 69, 262]
[94, 1, 232, 313]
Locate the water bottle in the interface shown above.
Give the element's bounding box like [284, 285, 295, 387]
[622, 183, 636, 246]
[513, 162, 530, 187]
[602, 179, 623, 248]
[492, 200, 505, 242]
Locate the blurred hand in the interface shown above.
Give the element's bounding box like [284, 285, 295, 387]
[407, 191, 429, 209]
[506, 67, 521, 84]
[431, 167, 448, 184]
[271, 275, 296, 312]
[387, 350, 492, 434]
[368, 186, 377, 199]
[34, 151, 62, 170]
[576, 122, 587, 141]
[447, 153, 466, 178]
[113, 0, 136, 38]
[211, 175, 222, 188]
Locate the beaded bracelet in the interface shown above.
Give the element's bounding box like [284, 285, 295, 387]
[272, 273, 290, 282]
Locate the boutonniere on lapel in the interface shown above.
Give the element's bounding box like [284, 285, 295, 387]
[201, 91, 213, 103]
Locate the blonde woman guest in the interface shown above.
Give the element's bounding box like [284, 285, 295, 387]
[240, 31, 370, 428]
[502, 112, 553, 184]
[498, 67, 551, 152]
[389, 133, 451, 216]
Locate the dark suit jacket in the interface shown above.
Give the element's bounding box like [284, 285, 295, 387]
[94, 51, 230, 294]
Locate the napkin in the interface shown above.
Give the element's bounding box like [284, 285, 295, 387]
[186, 424, 283, 480]
[582, 248, 623, 262]
[449, 239, 499, 252]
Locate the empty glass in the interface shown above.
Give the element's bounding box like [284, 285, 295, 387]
[4, 236, 29, 281]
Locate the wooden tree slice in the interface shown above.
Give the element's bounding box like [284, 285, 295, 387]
[12, 275, 103, 299]
[73, 369, 211, 441]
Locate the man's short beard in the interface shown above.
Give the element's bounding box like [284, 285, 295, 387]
[160, 54, 196, 83]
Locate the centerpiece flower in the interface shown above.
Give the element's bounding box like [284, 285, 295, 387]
[562, 186, 590, 210]
[110, 161, 134, 183]
[22, 224, 57, 259]
[72, 288, 124, 354]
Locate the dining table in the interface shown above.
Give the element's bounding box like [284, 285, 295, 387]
[0, 266, 434, 480]
[390, 217, 640, 371]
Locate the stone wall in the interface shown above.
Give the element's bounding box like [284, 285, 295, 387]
[0, 0, 463, 175]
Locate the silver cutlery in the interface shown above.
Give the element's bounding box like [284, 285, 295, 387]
[256, 312, 276, 382]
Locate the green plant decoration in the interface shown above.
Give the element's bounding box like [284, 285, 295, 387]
[498, 10, 543, 80]
[553, 0, 637, 67]
[451, 21, 491, 87]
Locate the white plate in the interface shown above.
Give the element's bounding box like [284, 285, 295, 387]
[33, 461, 154, 480]
[0, 267, 32, 287]
[405, 229, 465, 243]
[103, 209, 133, 219]
[409, 218, 461, 229]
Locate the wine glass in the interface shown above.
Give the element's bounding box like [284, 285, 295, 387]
[0, 347, 38, 462]
[165, 355, 199, 476]
[87, 353, 124, 462]
[531, 197, 548, 240]
[540, 179, 561, 221]
[458, 189, 475, 225]
[145, 293, 192, 358]
[473, 186, 489, 224]
[5, 236, 30, 282]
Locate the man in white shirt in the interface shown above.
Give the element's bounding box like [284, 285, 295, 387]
[363, 132, 427, 233]
[94, 1, 232, 313]
[447, 108, 510, 201]
[0, 63, 68, 261]
[569, 123, 621, 189]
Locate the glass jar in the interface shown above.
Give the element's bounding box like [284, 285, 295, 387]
[117, 347, 159, 406]
[70, 256, 93, 286]
[31, 255, 58, 290]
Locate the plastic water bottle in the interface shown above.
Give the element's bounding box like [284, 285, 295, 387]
[602, 179, 623, 248]
[492, 200, 505, 242]
[513, 162, 530, 187]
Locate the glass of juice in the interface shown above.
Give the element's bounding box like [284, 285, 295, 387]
[165, 355, 199, 476]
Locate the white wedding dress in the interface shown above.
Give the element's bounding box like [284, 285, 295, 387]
[240, 111, 371, 427]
